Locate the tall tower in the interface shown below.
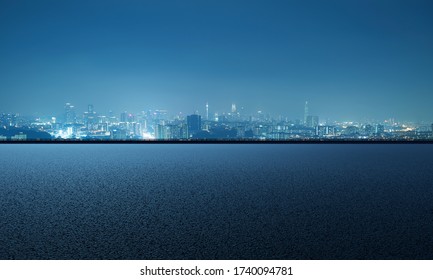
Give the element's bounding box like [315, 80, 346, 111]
[206, 102, 209, 120]
[120, 111, 127, 122]
[64, 103, 76, 124]
[88, 104, 94, 114]
[85, 104, 96, 131]
[231, 103, 237, 114]
[304, 101, 309, 125]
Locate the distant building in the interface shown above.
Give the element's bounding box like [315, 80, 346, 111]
[231, 103, 237, 114]
[120, 112, 128, 123]
[155, 124, 168, 140]
[236, 125, 246, 138]
[88, 104, 94, 114]
[187, 114, 202, 138]
[84, 104, 97, 131]
[131, 122, 141, 137]
[64, 103, 76, 124]
[306, 115, 319, 128]
[11, 133, 27, 141]
[218, 115, 228, 123]
[375, 124, 385, 135]
[362, 124, 374, 136]
[154, 123, 187, 140]
[315, 126, 335, 137]
[127, 113, 135, 123]
[343, 126, 359, 136]
[304, 101, 309, 125]
[111, 129, 127, 140]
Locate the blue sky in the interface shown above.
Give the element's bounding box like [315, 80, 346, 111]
[1, 0, 433, 121]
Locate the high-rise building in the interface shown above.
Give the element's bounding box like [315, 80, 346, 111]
[306, 115, 319, 128]
[127, 113, 135, 123]
[120, 111, 127, 123]
[84, 104, 97, 130]
[375, 124, 385, 135]
[64, 103, 76, 124]
[187, 114, 201, 138]
[315, 126, 335, 136]
[131, 122, 141, 137]
[362, 124, 374, 136]
[231, 103, 237, 114]
[88, 104, 94, 114]
[155, 124, 168, 140]
[304, 101, 309, 125]
[206, 102, 209, 120]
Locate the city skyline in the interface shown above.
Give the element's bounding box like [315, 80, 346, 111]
[1, 99, 432, 141]
[2, 100, 431, 125]
[1, 1, 433, 122]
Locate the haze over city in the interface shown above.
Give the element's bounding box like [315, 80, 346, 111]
[1, 0, 433, 122]
[3, 1, 433, 269]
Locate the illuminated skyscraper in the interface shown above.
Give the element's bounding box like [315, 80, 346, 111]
[64, 103, 76, 124]
[206, 102, 209, 120]
[231, 103, 237, 114]
[84, 104, 97, 131]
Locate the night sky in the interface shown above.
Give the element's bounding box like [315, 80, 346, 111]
[1, 0, 432, 121]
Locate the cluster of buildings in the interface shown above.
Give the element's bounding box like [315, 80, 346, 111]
[1, 102, 433, 141]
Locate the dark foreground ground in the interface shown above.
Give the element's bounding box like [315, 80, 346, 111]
[0, 144, 432, 259]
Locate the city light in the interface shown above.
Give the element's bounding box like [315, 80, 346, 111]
[0, 102, 432, 141]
